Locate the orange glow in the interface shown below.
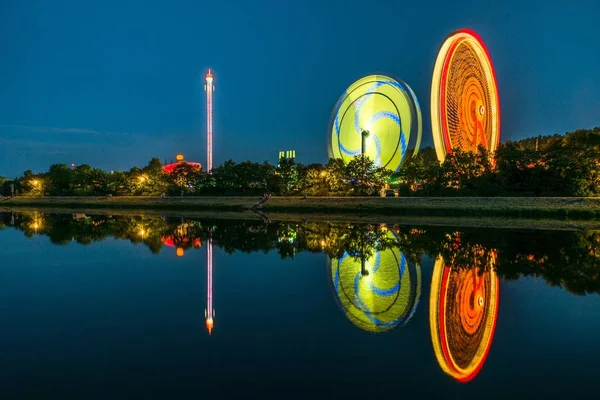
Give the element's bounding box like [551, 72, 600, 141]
[429, 255, 499, 383]
[206, 318, 214, 335]
[176, 247, 184, 257]
[431, 29, 500, 162]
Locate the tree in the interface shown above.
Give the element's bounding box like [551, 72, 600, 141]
[107, 171, 129, 195]
[141, 158, 169, 195]
[167, 163, 201, 195]
[325, 158, 347, 194]
[47, 164, 73, 195]
[275, 158, 299, 195]
[344, 155, 391, 195]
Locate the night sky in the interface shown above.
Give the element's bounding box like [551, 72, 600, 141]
[1, 0, 599, 177]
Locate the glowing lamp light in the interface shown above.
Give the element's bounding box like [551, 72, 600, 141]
[176, 247, 185, 257]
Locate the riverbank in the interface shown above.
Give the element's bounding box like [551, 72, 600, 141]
[3, 195, 600, 220]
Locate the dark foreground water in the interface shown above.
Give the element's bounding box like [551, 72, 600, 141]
[1, 211, 600, 398]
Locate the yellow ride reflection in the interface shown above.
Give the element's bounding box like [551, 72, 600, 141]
[329, 231, 421, 333]
[429, 254, 499, 382]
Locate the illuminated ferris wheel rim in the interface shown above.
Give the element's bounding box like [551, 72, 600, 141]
[430, 29, 501, 162]
[327, 74, 423, 172]
[428, 255, 500, 383]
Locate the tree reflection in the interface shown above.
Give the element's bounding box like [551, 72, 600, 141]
[2, 211, 600, 296]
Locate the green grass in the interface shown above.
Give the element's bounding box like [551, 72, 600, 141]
[3, 195, 600, 220]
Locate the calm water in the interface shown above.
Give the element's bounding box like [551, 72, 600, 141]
[1, 212, 600, 398]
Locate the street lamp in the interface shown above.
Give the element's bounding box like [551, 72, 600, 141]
[361, 129, 370, 156]
[361, 129, 370, 185]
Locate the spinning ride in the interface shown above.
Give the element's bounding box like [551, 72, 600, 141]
[328, 75, 422, 172]
[431, 29, 500, 162]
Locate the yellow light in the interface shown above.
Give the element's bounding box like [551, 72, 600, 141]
[32, 180, 40, 186]
[329, 231, 421, 333]
[176, 247, 184, 257]
[329, 75, 422, 172]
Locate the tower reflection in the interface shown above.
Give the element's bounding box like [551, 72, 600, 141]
[429, 254, 499, 382]
[328, 230, 421, 333]
[205, 236, 215, 335]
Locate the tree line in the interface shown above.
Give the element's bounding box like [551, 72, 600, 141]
[399, 127, 600, 196]
[3, 211, 600, 295]
[0, 154, 391, 197]
[1, 127, 599, 197]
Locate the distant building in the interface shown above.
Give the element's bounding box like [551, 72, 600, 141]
[278, 150, 296, 161]
[162, 154, 202, 174]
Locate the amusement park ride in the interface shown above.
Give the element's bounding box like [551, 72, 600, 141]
[328, 28, 500, 170]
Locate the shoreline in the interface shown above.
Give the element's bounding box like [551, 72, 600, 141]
[2, 195, 600, 229]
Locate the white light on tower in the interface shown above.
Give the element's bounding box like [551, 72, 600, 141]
[204, 69, 214, 172]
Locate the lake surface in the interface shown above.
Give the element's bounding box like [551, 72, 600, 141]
[1, 211, 600, 398]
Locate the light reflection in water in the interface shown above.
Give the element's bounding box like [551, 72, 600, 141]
[329, 231, 421, 333]
[429, 255, 499, 382]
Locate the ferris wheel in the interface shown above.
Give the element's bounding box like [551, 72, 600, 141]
[328, 74, 422, 172]
[431, 29, 501, 162]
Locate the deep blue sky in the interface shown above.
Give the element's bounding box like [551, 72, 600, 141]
[1, 0, 599, 176]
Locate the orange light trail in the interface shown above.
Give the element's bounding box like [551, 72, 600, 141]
[429, 255, 499, 383]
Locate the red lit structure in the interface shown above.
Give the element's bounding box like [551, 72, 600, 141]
[161, 154, 202, 174]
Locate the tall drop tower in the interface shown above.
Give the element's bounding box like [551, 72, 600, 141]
[204, 69, 214, 172]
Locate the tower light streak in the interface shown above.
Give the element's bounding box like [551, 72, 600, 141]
[204, 69, 214, 172]
[205, 235, 215, 335]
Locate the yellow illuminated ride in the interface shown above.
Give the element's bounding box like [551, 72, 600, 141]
[429, 255, 499, 382]
[431, 29, 500, 162]
[329, 232, 421, 333]
[328, 75, 422, 172]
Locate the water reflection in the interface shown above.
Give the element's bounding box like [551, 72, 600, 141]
[3, 210, 600, 387]
[160, 221, 202, 257]
[205, 236, 215, 335]
[328, 230, 421, 333]
[429, 254, 499, 383]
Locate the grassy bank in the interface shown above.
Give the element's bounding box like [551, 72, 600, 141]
[3, 195, 600, 220]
